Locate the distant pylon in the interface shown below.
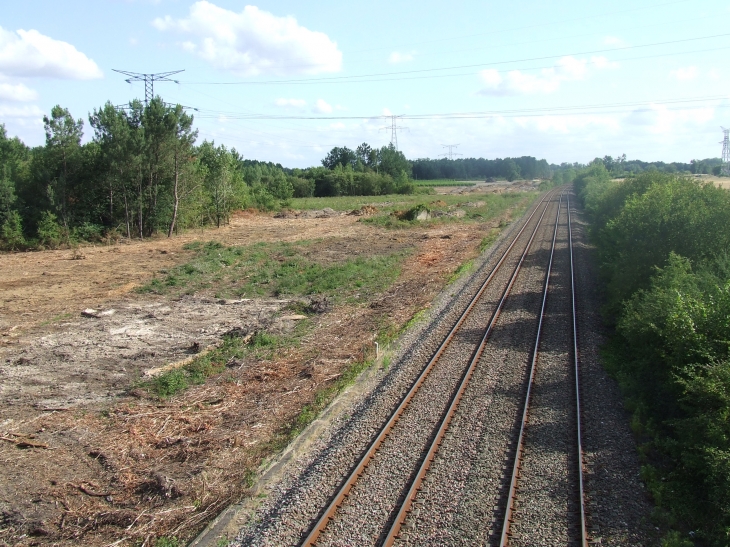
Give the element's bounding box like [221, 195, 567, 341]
[381, 115, 408, 150]
[440, 144, 462, 160]
[113, 69, 184, 105]
[721, 127, 730, 175]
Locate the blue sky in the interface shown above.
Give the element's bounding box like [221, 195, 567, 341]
[1, 0, 729, 167]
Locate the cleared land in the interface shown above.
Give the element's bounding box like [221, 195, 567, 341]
[0, 185, 534, 546]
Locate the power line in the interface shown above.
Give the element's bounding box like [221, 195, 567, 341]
[440, 144, 462, 160]
[191, 95, 729, 122]
[346, 0, 693, 56]
[113, 69, 185, 105]
[181, 32, 730, 86]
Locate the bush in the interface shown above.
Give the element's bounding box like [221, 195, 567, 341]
[291, 176, 315, 198]
[37, 211, 62, 248]
[579, 168, 730, 545]
[249, 183, 279, 211]
[72, 222, 104, 242]
[1, 210, 25, 250]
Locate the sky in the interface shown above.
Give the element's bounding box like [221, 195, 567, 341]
[1, 0, 729, 168]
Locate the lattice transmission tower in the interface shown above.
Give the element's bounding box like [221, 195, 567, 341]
[721, 127, 730, 176]
[381, 115, 408, 150]
[113, 69, 184, 105]
[440, 144, 462, 160]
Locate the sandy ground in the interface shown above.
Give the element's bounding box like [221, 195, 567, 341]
[0, 189, 534, 547]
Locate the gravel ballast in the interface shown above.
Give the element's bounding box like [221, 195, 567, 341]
[231, 189, 656, 547]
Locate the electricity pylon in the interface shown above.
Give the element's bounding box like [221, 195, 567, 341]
[721, 127, 730, 176]
[381, 115, 408, 150]
[440, 144, 462, 160]
[113, 69, 184, 105]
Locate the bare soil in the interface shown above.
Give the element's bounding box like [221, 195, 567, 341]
[0, 191, 533, 546]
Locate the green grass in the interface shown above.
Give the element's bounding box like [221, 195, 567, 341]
[145, 334, 249, 398]
[479, 228, 502, 252]
[289, 193, 428, 212]
[448, 260, 475, 283]
[360, 192, 536, 230]
[143, 322, 311, 399]
[413, 179, 478, 187]
[139, 239, 406, 301]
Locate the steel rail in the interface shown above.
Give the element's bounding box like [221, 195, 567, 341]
[382, 190, 562, 547]
[300, 190, 559, 547]
[568, 191, 590, 547]
[499, 191, 563, 547]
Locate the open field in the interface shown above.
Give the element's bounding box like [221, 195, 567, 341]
[687, 173, 730, 189]
[0, 185, 535, 546]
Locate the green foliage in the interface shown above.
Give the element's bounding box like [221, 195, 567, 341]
[147, 334, 247, 399]
[448, 259, 474, 283]
[593, 173, 730, 316]
[36, 210, 62, 248]
[291, 176, 315, 198]
[661, 531, 694, 547]
[411, 155, 551, 181]
[154, 537, 179, 547]
[71, 222, 104, 242]
[579, 168, 730, 545]
[1, 210, 24, 249]
[401, 203, 430, 221]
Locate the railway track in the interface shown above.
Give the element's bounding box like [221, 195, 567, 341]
[494, 191, 588, 547]
[294, 187, 588, 546]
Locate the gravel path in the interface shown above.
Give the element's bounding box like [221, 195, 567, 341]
[232, 189, 657, 547]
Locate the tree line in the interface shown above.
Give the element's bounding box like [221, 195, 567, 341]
[0, 101, 417, 249]
[574, 163, 730, 546]
[411, 156, 552, 181]
[2, 98, 725, 250]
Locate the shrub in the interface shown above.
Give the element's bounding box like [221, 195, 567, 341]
[1, 210, 25, 250]
[37, 211, 62, 248]
[579, 167, 730, 545]
[72, 222, 104, 242]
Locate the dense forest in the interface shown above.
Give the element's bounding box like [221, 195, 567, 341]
[574, 164, 730, 546]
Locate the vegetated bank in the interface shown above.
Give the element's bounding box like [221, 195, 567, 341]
[573, 162, 730, 546]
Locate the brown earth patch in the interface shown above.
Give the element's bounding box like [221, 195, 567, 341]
[0, 195, 533, 546]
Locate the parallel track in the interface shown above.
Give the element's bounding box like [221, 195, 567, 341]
[300, 189, 559, 546]
[299, 187, 590, 546]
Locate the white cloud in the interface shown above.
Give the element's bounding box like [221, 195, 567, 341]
[275, 98, 306, 108]
[388, 51, 415, 64]
[314, 99, 333, 113]
[478, 56, 614, 96]
[0, 82, 38, 102]
[153, 1, 342, 76]
[671, 66, 699, 81]
[0, 26, 103, 80]
[0, 104, 44, 119]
